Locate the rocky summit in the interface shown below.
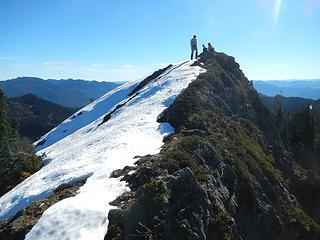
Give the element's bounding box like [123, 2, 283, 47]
[105, 51, 320, 240]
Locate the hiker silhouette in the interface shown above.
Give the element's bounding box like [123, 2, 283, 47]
[190, 35, 198, 60]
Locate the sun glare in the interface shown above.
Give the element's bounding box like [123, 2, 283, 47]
[273, 0, 282, 26]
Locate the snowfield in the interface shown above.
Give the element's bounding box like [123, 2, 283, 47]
[0, 60, 205, 240]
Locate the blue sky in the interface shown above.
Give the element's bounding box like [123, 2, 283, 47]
[0, 0, 319, 81]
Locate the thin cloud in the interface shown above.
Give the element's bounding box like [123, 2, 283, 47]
[112, 65, 135, 73]
[86, 64, 108, 73]
[0, 56, 19, 60]
[42, 61, 77, 65]
[11, 63, 33, 69]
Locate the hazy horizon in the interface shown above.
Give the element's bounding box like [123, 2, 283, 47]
[1, 76, 320, 83]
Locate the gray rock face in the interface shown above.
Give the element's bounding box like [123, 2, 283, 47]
[193, 142, 222, 167]
[166, 168, 208, 240]
[106, 167, 210, 240]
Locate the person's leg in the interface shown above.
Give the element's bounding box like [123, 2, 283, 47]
[191, 48, 194, 60]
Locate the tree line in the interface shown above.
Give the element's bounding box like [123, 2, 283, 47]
[0, 90, 42, 196]
[274, 103, 320, 172]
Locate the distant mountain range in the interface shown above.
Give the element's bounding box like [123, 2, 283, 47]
[6, 94, 77, 141]
[253, 80, 320, 100]
[0, 77, 121, 108]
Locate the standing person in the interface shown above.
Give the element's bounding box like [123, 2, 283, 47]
[190, 35, 198, 60]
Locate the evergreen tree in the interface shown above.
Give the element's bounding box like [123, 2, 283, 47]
[303, 106, 315, 155]
[0, 90, 12, 174]
[0, 90, 13, 194]
[285, 105, 319, 170]
[0, 90, 43, 196]
[0, 90, 11, 149]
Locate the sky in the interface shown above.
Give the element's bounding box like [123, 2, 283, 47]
[0, 0, 319, 82]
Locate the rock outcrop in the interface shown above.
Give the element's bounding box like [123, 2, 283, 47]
[105, 51, 320, 240]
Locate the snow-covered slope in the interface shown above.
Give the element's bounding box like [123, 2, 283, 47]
[34, 77, 143, 152]
[0, 60, 205, 240]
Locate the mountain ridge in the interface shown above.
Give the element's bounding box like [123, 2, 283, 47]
[6, 94, 77, 141]
[1, 52, 320, 240]
[0, 77, 121, 108]
[253, 80, 320, 100]
[105, 51, 320, 240]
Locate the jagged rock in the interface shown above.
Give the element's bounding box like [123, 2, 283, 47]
[110, 169, 123, 178]
[193, 141, 222, 167]
[127, 167, 156, 190]
[129, 65, 173, 96]
[166, 163, 179, 174]
[109, 191, 135, 207]
[110, 166, 136, 179]
[165, 168, 209, 240]
[106, 168, 209, 240]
